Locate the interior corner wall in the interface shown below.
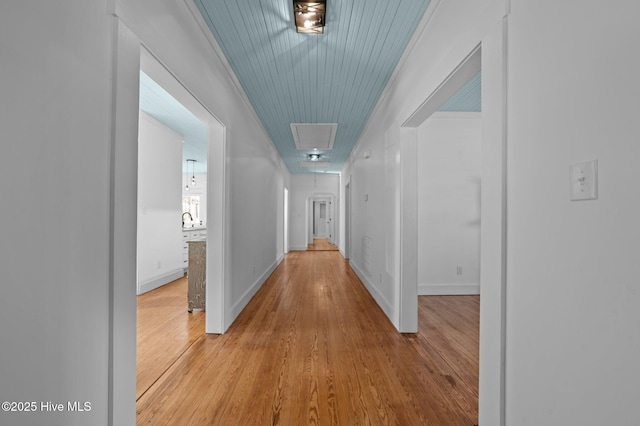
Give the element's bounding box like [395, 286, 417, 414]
[289, 174, 340, 251]
[137, 111, 184, 294]
[505, 1, 640, 424]
[417, 113, 481, 295]
[115, 0, 290, 332]
[0, 2, 114, 425]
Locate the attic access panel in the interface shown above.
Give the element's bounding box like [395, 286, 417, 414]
[291, 123, 337, 150]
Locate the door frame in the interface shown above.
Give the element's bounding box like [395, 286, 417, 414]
[109, 16, 228, 425]
[399, 20, 508, 425]
[344, 180, 351, 259]
[306, 193, 336, 246]
[138, 45, 227, 335]
[283, 186, 289, 255]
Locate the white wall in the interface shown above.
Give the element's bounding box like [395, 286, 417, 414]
[289, 174, 340, 250]
[0, 2, 113, 425]
[137, 111, 184, 294]
[505, 1, 640, 424]
[418, 113, 481, 295]
[341, 126, 399, 323]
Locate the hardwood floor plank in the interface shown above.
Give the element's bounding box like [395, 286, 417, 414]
[136, 251, 479, 425]
[136, 276, 205, 400]
[307, 237, 339, 251]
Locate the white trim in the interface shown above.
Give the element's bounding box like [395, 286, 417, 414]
[109, 17, 140, 426]
[228, 256, 284, 321]
[418, 283, 480, 295]
[403, 46, 481, 127]
[350, 260, 396, 322]
[291, 123, 338, 150]
[398, 127, 418, 332]
[429, 111, 482, 120]
[205, 114, 227, 334]
[478, 17, 508, 426]
[137, 269, 185, 294]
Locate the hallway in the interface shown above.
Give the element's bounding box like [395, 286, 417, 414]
[307, 237, 339, 251]
[136, 251, 479, 425]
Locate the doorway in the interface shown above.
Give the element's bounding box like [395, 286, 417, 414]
[109, 18, 228, 424]
[416, 110, 482, 297]
[138, 46, 226, 334]
[344, 181, 351, 259]
[135, 48, 220, 400]
[400, 23, 508, 424]
[306, 194, 336, 246]
[137, 73, 208, 296]
[284, 187, 289, 255]
[306, 194, 338, 251]
[313, 201, 328, 237]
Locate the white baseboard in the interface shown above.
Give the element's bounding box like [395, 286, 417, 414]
[350, 260, 397, 327]
[228, 256, 284, 324]
[138, 269, 185, 295]
[418, 283, 480, 295]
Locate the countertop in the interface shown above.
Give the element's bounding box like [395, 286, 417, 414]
[187, 237, 207, 243]
[182, 226, 207, 232]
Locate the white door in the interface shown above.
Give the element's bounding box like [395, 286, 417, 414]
[344, 184, 350, 257]
[327, 198, 335, 244]
[314, 201, 327, 237]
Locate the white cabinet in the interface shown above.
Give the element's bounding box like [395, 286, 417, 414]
[181, 228, 207, 271]
[181, 232, 189, 270]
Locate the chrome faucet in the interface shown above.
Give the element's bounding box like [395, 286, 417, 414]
[182, 212, 193, 227]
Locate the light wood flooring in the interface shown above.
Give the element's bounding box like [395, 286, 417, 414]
[136, 251, 479, 425]
[307, 237, 339, 251]
[136, 276, 205, 401]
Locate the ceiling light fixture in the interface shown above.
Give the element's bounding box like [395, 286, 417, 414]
[308, 153, 321, 161]
[293, 1, 326, 34]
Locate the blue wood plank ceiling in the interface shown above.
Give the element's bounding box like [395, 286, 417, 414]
[140, 1, 481, 174]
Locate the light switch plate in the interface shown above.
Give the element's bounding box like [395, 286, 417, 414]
[570, 160, 598, 201]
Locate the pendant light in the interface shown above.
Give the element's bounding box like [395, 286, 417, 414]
[184, 159, 190, 192]
[190, 159, 197, 187]
[185, 159, 196, 192]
